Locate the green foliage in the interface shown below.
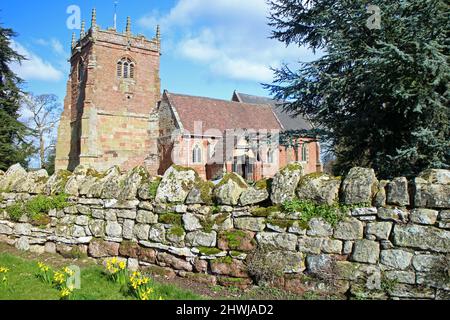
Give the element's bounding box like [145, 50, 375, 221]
[6, 194, 69, 225]
[266, 0, 450, 178]
[251, 205, 281, 217]
[168, 226, 185, 237]
[197, 247, 222, 256]
[213, 256, 233, 265]
[159, 213, 182, 226]
[380, 276, 398, 293]
[148, 177, 162, 199]
[221, 230, 248, 250]
[198, 213, 229, 233]
[0, 26, 36, 170]
[5, 203, 23, 221]
[265, 218, 295, 229]
[281, 199, 347, 227]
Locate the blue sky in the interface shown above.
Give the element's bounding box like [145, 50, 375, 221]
[2, 0, 316, 104]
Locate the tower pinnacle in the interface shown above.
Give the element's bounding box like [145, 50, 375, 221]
[126, 16, 131, 34]
[91, 8, 97, 28]
[80, 20, 86, 38]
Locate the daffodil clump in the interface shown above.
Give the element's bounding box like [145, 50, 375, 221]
[129, 271, 162, 300]
[59, 284, 75, 300]
[0, 266, 9, 289]
[105, 257, 128, 286]
[37, 262, 53, 285]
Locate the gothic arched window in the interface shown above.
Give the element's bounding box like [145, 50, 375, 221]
[192, 145, 202, 164]
[117, 58, 135, 79]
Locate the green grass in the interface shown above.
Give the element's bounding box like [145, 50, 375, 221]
[0, 253, 203, 300]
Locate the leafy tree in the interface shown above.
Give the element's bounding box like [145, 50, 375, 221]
[0, 24, 34, 171]
[265, 0, 449, 178]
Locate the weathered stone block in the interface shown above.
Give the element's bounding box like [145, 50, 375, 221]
[298, 237, 323, 254]
[333, 218, 363, 240]
[105, 221, 122, 238]
[185, 231, 217, 247]
[136, 210, 158, 224]
[377, 207, 408, 223]
[410, 209, 439, 225]
[155, 165, 198, 203]
[384, 270, 415, 284]
[341, 167, 378, 205]
[322, 239, 343, 254]
[271, 163, 304, 205]
[88, 240, 119, 258]
[351, 239, 380, 264]
[234, 217, 266, 232]
[214, 173, 248, 206]
[240, 186, 269, 206]
[306, 254, 334, 275]
[256, 232, 297, 251]
[393, 224, 450, 253]
[386, 177, 410, 206]
[414, 169, 450, 209]
[307, 218, 333, 237]
[88, 220, 105, 238]
[365, 222, 393, 240]
[134, 224, 150, 240]
[157, 252, 192, 272]
[148, 224, 166, 243]
[296, 174, 341, 205]
[380, 249, 413, 270]
[210, 258, 248, 278]
[182, 213, 202, 232]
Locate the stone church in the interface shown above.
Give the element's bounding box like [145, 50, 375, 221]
[55, 10, 322, 181]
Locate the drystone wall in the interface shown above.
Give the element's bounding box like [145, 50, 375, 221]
[0, 163, 449, 300]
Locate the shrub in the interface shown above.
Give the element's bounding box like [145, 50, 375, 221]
[281, 199, 347, 227]
[5, 194, 69, 225]
[159, 213, 182, 226]
[245, 245, 285, 285]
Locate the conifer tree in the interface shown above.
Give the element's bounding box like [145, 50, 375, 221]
[0, 25, 34, 170]
[266, 0, 449, 178]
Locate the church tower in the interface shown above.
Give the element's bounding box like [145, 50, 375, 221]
[55, 9, 161, 173]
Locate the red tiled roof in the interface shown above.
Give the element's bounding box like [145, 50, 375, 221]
[165, 91, 283, 135]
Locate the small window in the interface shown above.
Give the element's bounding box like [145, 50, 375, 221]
[117, 61, 122, 77]
[78, 61, 84, 82]
[117, 58, 135, 79]
[302, 144, 309, 162]
[123, 62, 129, 78]
[267, 149, 274, 164]
[192, 145, 202, 164]
[130, 64, 135, 79]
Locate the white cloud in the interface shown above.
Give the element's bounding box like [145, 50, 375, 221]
[10, 41, 63, 82]
[34, 38, 67, 57]
[138, 0, 317, 83]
